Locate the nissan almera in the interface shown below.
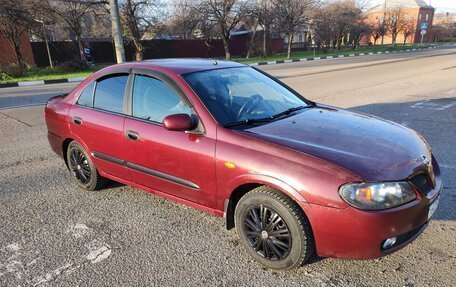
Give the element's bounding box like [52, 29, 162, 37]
[45, 59, 442, 270]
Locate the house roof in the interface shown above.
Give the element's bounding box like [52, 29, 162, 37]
[369, 0, 433, 11]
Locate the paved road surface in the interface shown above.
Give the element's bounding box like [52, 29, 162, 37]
[1, 46, 455, 286]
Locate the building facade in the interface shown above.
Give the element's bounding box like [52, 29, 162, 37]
[365, 0, 435, 44]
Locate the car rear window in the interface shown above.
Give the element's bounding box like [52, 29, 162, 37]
[77, 82, 95, 107]
[93, 74, 128, 114]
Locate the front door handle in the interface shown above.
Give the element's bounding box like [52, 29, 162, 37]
[126, 130, 140, 141]
[72, 116, 83, 125]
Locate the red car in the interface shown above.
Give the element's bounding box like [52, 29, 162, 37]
[45, 59, 442, 270]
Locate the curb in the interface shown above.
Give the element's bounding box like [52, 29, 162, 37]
[0, 45, 441, 88]
[247, 45, 440, 67]
[0, 77, 86, 89]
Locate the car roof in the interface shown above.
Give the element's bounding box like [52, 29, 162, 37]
[102, 58, 246, 75]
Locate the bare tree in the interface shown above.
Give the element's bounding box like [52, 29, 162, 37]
[351, 21, 370, 49]
[385, 7, 407, 47]
[169, 0, 201, 39]
[0, 0, 35, 69]
[273, 0, 313, 58]
[200, 0, 251, 60]
[369, 18, 387, 45]
[402, 16, 416, 45]
[119, 0, 161, 61]
[257, 0, 276, 56]
[38, 0, 105, 64]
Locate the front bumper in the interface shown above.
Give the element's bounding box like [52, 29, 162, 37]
[300, 179, 442, 260]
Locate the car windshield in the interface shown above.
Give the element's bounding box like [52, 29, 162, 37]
[182, 67, 311, 127]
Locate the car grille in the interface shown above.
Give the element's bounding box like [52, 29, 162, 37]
[409, 173, 433, 196]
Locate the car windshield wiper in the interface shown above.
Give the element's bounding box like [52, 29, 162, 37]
[224, 117, 274, 128]
[269, 105, 312, 120]
[224, 105, 312, 128]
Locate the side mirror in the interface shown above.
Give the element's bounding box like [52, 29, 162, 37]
[162, 114, 196, 132]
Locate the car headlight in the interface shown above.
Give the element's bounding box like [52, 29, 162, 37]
[339, 182, 416, 210]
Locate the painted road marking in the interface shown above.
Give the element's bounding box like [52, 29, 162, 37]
[0, 223, 114, 286]
[410, 100, 456, 111]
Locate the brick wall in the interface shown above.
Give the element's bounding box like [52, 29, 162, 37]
[0, 31, 35, 69]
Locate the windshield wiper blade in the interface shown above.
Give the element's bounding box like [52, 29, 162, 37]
[224, 105, 312, 128]
[269, 105, 311, 120]
[224, 117, 273, 128]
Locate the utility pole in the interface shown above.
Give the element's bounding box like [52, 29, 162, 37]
[35, 19, 53, 68]
[109, 0, 126, 63]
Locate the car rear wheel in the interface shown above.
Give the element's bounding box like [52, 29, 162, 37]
[234, 186, 314, 270]
[66, 141, 107, 191]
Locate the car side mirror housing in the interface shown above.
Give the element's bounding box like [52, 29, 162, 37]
[162, 114, 196, 132]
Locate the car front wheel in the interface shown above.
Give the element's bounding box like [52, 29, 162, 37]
[234, 186, 314, 270]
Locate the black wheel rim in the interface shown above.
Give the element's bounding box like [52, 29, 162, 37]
[69, 148, 91, 184]
[243, 205, 291, 261]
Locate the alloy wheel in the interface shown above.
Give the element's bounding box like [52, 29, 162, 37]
[243, 205, 292, 261]
[69, 148, 91, 185]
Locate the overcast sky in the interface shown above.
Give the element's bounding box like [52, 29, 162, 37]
[366, 0, 456, 12]
[428, 0, 456, 12]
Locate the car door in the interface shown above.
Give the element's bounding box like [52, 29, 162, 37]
[68, 73, 131, 181]
[123, 70, 216, 207]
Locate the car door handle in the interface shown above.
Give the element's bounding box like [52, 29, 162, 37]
[72, 116, 83, 125]
[126, 130, 140, 141]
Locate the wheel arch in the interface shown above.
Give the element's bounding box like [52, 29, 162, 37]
[62, 138, 74, 169]
[224, 175, 309, 230]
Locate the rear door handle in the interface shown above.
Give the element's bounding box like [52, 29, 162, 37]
[72, 116, 83, 125]
[126, 130, 140, 141]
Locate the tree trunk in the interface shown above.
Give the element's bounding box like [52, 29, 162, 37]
[133, 38, 143, 61]
[222, 36, 231, 60]
[10, 40, 24, 68]
[392, 34, 396, 47]
[287, 33, 293, 58]
[246, 21, 258, 59]
[76, 34, 87, 65]
[262, 25, 269, 56]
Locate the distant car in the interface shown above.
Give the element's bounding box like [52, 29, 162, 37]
[45, 59, 442, 270]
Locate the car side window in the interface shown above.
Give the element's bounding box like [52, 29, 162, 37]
[77, 82, 95, 107]
[93, 74, 128, 114]
[132, 74, 191, 123]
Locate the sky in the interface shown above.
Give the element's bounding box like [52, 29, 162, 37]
[366, 0, 456, 12]
[428, 0, 456, 12]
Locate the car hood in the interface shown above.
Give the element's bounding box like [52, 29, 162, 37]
[242, 105, 431, 181]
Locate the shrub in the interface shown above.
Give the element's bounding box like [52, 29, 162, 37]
[0, 72, 13, 82]
[55, 60, 86, 72]
[3, 64, 25, 77]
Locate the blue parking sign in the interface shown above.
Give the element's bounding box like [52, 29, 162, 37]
[421, 23, 428, 30]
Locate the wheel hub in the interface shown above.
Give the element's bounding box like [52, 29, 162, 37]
[261, 230, 269, 239]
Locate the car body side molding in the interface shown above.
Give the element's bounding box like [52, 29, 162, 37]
[126, 162, 201, 190]
[91, 150, 200, 190]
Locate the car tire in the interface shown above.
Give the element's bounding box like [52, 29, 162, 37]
[234, 186, 314, 270]
[66, 141, 107, 191]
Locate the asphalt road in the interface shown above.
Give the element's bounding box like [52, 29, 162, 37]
[1, 46, 455, 286]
